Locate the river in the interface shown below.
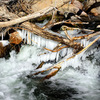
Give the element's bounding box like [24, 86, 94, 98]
[0, 23, 100, 100]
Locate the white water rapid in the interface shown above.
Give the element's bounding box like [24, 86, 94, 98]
[0, 22, 100, 100]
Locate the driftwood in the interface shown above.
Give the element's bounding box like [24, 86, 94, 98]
[0, 0, 71, 28]
[21, 22, 83, 50]
[0, 7, 54, 28]
[42, 20, 89, 29]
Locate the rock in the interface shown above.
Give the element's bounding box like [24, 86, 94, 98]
[91, 8, 99, 16]
[73, 0, 83, 9]
[58, 3, 87, 18]
[0, 42, 3, 47]
[0, 42, 10, 58]
[84, 0, 100, 15]
[0, 0, 15, 5]
[31, 0, 70, 13]
[9, 31, 22, 44]
[0, 40, 21, 58]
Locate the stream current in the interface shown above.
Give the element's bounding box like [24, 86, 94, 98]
[0, 23, 100, 100]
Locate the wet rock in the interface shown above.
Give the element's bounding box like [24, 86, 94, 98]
[0, 40, 21, 58]
[9, 31, 22, 44]
[0, 42, 10, 58]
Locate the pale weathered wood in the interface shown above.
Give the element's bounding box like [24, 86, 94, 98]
[71, 31, 100, 40]
[0, 7, 54, 28]
[0, 0, 70, 28]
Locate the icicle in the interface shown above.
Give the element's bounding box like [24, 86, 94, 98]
[41, 37, 46, 47]
[2, 32, 3, 40]
[37, 36, 41, 48]
[45, 39, 49, 49]
[45, 39, 58, 50]
[31, 34, 35, 46]
[46, 53, 50, 61]
[27, 32, 31, 45]
[31, 34, 36, 46]
[1, 32, 9, 47]
[49, 52, 57, 61]
[24, 30, 27, 43]
[46, 53, 50, 62]
[40, 54, 47, 62]
[34, 35, 38, 45]
[60, 48, 67, 57]
[56, 51, 60, 62]
[17, 30, 23, 39]
[17, 29, 27, 43]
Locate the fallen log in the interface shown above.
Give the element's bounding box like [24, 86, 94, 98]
[21, 22, 83, 50]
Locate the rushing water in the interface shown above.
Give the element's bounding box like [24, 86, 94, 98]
[0, 27, 100, 100]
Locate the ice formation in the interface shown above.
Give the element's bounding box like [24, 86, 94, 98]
[15, 29, 97, 72]
[0, 28, 100, 100]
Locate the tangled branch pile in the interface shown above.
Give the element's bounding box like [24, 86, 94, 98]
[0, 0, 100, 80]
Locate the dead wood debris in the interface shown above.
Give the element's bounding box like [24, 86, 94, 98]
[0, 0, 100, 80]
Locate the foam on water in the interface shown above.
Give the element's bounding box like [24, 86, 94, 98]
[0, 28, 100, 100]
[50, 46, 100, 100]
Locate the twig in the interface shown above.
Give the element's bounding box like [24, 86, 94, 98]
[72, 31, 100, 41]
[32, 35, 100, 78]
[61, 25, 72, 40]
[44, 45, 68, 52]
[42, 20, 89, 29]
